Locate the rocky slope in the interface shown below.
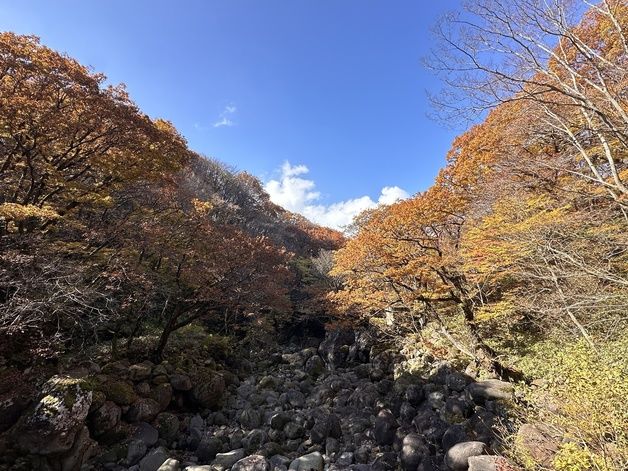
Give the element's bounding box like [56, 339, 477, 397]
[0, 329, 518, 471]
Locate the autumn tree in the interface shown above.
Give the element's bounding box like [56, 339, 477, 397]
[430, 0, 628, 207]
[0, 33, 189, 234]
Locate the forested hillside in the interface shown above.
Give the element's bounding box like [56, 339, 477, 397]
[0, 31, 343, 363]
[331, 1, 627, 469]
[0, 1, 626, 471]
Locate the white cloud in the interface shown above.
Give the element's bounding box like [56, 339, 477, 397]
[264, 161, 409, 230]
[214, 104, 237, 127]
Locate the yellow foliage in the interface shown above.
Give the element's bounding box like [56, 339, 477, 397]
[0, 203, 60, 222]
[516, 336, 628, 470]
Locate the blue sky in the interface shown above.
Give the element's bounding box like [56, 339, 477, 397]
[0, 0, 461, 229]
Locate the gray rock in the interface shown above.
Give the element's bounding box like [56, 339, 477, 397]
[151, 383, 173, 411]
[442, 424, 468, 452]
[427, 391, 445, 409]
[309, 413, 341, 444]
[140, 446, 169, 471]
[259, 376, 278, 390]
[399, 402, 417, 424]
[132, 422, 159, 448]
[60, 425, 97, 471]
[269, 454, 291, 470]
[373, 409, 398, 446]
[158, 458, 180, 471]
[126, 398, 161, 423]
[289, 451, 324, 471]
[446, 373, 472, 392]
[184, 467, 212, 471]
[170, 374, 193, 391]
[318, 330, 354, 369]
[325, 437, 340, 457]
[240, 408, 262, 429]
[467, 455, 507, 471]
[190, 414, 204, 432]
[354, 446, 370, 464]
[130, 362, 153, 381]
[233, 455, 270, 471]
[156, 412, 180, 442]
[214, 449, 246, 468]
[445, 441, 485, 471]
[270, 412, 291, 430]
[244, 429, 268, 453]
[405, 384, 424, 406]
[191, 374, 225, 409]
[285, 389, 306, 408]
[196, 436, 223, 462]
[336, 452, 354, 466]
[90, 400, 121, 437]
[400, 434, 428, 471]
[127, 439, 149, 465]
[284, 422, 305, 439]
[443, 397, 473, 423]
[466, 380, 513, 403]
[304, 355, 325, 377]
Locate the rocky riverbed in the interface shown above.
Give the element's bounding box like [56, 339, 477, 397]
[0, 329, 518, 471]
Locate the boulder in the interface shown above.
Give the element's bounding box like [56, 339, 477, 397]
[400, 433, 428, 471]
[259, 375, 279, 390]
[59, 425, 97, 471]
[445, 441, 486, 471]
[151, 383, 173, 411]
[373, 409, 399, 446]
[129, 362, 153, 382]
[442, 424, 469, 452]
[336, 452, 354, 466]
[126, 398, 161, 423]
[140, 446, 169, 471]
[158, 458, 180, 471]
[304, 355, 325, 377]
[214, 449, 246, 468]
[170, 374, 193, 391]
[270, 412, 291, 430]
[446, 373, 473, 393]
[127, 439, 149, 465]
[318, 330, 354, 368]
[466, 380, 513, 403]
[467, 455, 511, 471]
[285, 389, 306, 408]
[233, 455, 270, 471]
[269, 454, 291, 471]
[132, 422, 159, 447]
[191, 372, 225, 409]
[284, 422, 305, 439]
[289, 451, 324, 471]
[14, 375, 92, 455]
[100, 378, 138, 406]
[156, 412, 180, 442]
[405, 384, 424, 406]
[309, 413, 341, 444]
[243, 429, 268, 453]
[90, 400, 121, 437]
[196, 436, 223, 462]
[240, 408, 262, 429]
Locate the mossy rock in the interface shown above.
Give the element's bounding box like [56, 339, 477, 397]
[13, 375, 93, 455]
[92, 377, 138, 406]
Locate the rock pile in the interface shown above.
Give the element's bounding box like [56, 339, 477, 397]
[1, 329, 516, 471]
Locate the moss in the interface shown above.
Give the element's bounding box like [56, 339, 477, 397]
[94, 379, 137, 406]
